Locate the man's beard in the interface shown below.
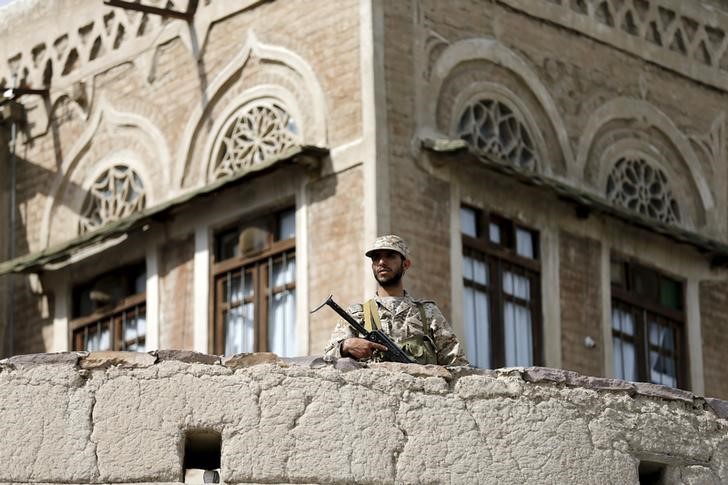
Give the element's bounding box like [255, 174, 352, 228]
[374, 263, 405, 287]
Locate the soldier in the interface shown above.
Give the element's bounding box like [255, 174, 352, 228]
[324, 235, 469, 366]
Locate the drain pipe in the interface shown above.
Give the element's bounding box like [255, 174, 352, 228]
[6, 102, 17, 357]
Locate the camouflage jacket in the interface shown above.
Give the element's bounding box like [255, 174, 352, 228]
[323, 293, 469, 366]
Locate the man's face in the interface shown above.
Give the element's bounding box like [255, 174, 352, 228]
[369, 250, 408, 287]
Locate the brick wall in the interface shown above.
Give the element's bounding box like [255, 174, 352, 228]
[559, 231, 603, 377]
[700, 280, 728, 400]
[159, 235, 195, 350]
[307, 166, 365, 353]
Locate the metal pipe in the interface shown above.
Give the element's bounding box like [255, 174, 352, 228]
[5, 76, 17, 357]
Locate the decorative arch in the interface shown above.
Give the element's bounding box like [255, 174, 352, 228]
[576, 98, 714, 226]
[426, 38, 574, 174]
[448, 81, 547, 172]
[39, 97, 170, 248]
[202, 86, 303, 182]
[174, 31, 328, 189]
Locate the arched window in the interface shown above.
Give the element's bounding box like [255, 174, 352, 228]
[606, 156, 681, 225]
[79, 164, 146, 234]
[456, 98, 539, 170]
[210, 100, 300, 180]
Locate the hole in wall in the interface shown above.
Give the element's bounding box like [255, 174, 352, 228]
[183, 430, 221, 484]
[639, 461, 667, 485]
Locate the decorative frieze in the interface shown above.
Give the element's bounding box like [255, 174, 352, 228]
[501, 0, 728, 92]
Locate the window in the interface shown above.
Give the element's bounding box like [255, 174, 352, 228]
[611, 258, 686, 388]
[460, 206, 542, 368]
[212, 208, 296, 356]
[70, 263, 147, 351]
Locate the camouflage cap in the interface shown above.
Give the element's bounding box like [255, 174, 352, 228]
[365, 234, 410, 259]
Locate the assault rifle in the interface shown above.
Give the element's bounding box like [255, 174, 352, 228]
[311, 294, 414, 364]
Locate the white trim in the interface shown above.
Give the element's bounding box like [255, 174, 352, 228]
[449, 181, 465, 343]
[601, 242, 614, 378]
[193, 224, 210, 353]
[686, 279, 705, 395]
[541, 226, 562, 368]
[361, 0, 389, 297]
[295, 181, 309, 356]
[145, 245, 159, 351]
[51, 275, 69, 352]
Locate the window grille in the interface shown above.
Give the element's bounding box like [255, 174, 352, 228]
[79, 164, 146, 234]
[456, 99, 539, 170]
[606, 157, 681, 225]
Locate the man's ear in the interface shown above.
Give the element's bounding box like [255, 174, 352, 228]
[403, 258, 412, 270]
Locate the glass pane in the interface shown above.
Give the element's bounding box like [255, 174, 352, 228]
[489, 222, 501, 244]
[464, 287, 491, 368]
[610, 260, 625, 286]
[272, 256, 296, 288]
[225, 304, 254, 355]
[515, 228, 535, 259]
[463, 256, 474, 281]
[268, 289, 297, 357]
[659, 277, 682, 310]
[504, 301, 533, 367]
[460, 207, 478, 237]
[503, 271, 530, 300]
[612, 336, 637, 381]
[650, 351, 676, 387]
[612, 308, 634, 336]
[473, 259, 488, 286]
[278, 209, 296, 241]
[633, 265, 658, 300]
[134, 271, 147, 294]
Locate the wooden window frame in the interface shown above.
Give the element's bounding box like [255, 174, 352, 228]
[210, 209, 296, 355]
[461, 206, 543, 368]
[611, 259, 687, 387]
[70, 292, 147, 351]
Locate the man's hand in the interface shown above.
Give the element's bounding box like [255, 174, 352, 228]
[341, 338, 388, 359]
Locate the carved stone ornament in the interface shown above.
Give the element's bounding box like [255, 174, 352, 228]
[79, 165, 146, 234]
[211, 102, 299, 179]
[456, 99, 539, 170]
[606, 156, 681, 224]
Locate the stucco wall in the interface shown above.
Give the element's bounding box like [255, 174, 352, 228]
[1, 351, 726, 484]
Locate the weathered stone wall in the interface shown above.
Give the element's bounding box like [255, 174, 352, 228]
[0, 352, 727, 484]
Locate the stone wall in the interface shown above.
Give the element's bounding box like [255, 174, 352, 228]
[1, 351, 727, 484]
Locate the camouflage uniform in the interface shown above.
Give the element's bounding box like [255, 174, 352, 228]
[323, 291, 469, 366]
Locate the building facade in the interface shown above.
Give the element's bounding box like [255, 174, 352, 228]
[1, 0, 728, 398]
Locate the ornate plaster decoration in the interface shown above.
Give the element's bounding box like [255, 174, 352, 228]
[210, 100, 300, 180]
[606, 156, 681, 224]
[456, 98, 539, 170]
[500, 0, 728, 92]
[78, 164, 147, 234]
